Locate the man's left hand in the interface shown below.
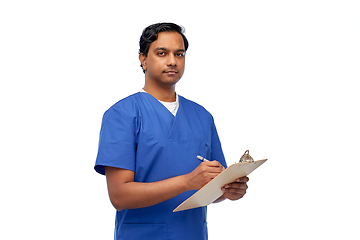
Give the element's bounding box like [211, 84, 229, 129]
[221, 176, 249, 200]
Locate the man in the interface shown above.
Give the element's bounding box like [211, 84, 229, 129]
[95, 22, 249, 240]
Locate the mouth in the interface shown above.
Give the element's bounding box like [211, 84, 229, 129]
[163, 71, 178, 76]
[163, 69, 178, 74]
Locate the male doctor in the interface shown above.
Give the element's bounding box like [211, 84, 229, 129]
[95, 22, 249, 240]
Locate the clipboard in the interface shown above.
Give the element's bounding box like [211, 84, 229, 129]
[173, 159, 267, 212]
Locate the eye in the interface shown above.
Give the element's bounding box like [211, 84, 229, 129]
[177, 52, 185, 57]
[157, 52, 166, 56]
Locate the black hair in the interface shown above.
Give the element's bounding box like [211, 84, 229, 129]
[139, 22, 189, 73]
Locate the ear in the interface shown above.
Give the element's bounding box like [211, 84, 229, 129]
[139, 53, 147, 72]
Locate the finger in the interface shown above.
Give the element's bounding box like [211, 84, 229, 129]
[236, 176, 249, 183]
[222, 187, 247, 195]
[223, 184, 248, 193]
[204, 160, 222, 167]
[224, 191, 246, 200]
[203, 161, 224, 173]
[223, 182, 248, 190]
[214, 161, 225, 171]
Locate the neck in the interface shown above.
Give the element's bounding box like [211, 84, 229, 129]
[143, 84, 176, 102]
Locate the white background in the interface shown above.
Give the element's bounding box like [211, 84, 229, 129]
[1, 0, 359, 239]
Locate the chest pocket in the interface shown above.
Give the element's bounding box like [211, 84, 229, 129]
[199, 141, 211, 160]
[117, 223, 168, 240]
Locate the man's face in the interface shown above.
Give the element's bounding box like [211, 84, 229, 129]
[141, 31, 186, 88]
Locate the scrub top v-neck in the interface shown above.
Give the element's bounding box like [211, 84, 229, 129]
[95, 92, 227, 240]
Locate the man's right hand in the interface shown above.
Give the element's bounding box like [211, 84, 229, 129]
[185, 160, 224, 190]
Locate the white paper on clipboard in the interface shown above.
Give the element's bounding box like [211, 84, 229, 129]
[173, 159, 267, 212]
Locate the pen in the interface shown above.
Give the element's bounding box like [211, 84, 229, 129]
[197, 155, 209, 162]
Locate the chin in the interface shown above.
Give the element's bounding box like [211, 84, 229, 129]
[161, 75, 182, 85]
[164, 78, 182, 86]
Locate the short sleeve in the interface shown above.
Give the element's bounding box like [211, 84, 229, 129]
[94, 99, 139, 175]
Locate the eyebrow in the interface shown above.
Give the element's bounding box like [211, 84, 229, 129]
[154, 47, 185, 52]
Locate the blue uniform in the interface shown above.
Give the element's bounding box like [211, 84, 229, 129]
[95, 92, 227, 240]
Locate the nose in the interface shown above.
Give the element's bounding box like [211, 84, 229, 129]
[167, 53, 177, 66]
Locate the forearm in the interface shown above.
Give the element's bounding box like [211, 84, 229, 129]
[108, 174, 190, 211]
[105, 161, 224, 211]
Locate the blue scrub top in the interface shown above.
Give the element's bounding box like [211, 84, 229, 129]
[95, 92, 227, 240]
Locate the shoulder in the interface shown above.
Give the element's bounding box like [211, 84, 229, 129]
[104, 93, 140, 116]
[100, 93, 142, 127]
[179, 95, 213, 116]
